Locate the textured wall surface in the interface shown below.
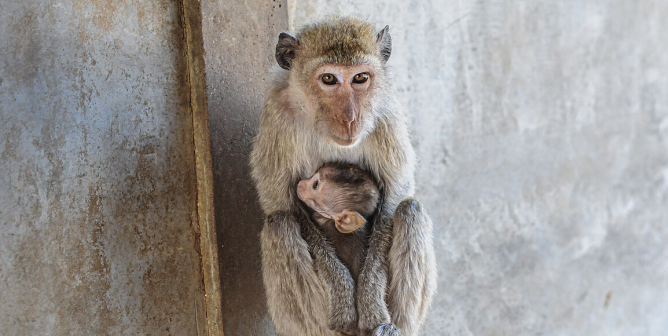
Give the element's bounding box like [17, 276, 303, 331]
[0, 1, 208, 334]
[201, 0, 287, 335]
[289, 1, 668, 335]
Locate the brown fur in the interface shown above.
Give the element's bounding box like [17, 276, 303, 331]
[296, 17, 378, 65]
[298, 162, 379, 282]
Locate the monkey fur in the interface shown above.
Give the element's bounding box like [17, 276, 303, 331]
[297, 162, 379, 283]
[250, 16, 436, 336]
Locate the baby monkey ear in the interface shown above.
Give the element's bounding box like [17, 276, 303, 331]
[334, 210, 366, 234]
[276, 32, 299, 70]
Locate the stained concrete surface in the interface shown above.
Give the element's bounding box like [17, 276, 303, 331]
[4, 1, 666, 334]
[0, 1, 208, 335]
[290, 1, 668, 335]
[203, 0, 668, 335]
[201, 0, 287, 335]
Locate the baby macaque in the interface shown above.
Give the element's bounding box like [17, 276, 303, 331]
[297, 162, 380, 281]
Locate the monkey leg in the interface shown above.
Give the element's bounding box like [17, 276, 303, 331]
[261, 211, 358, 335]
[300, 218, 359, 333]
[386, 198, 437, 336]
[261, 211, 338, 336]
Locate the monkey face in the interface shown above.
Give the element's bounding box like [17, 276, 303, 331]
[297, 167, 358, 218]
[311, 64, 376, 147]
[296, 171, 333, 217]
[297, 169, 368, 233]
[274, 17, 392, 148]
[297, 164, 379, 234]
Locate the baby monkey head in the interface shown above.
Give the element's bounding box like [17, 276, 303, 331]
[275, 16, 392, 147]
[297, 162, 380, 234]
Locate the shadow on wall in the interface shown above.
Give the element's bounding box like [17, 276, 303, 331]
[202, 0, 288, 335]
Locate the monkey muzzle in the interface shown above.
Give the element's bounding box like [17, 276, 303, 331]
[330, 134, 359, 146]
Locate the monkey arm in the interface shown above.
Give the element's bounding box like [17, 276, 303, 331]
[299, 214, 359, 333]
[356, 213, 395, 335]
[387, 198, 437, 336]
[356, 116, 419, 336]
[249, 104, 296, 215]
[357, 197, 436, 336]
[260, 211, 339, 336]
[253, 118, 360, 333]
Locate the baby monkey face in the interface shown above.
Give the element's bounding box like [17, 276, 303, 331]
[296, 167, 339, 217]
[297, 163, 379, 233]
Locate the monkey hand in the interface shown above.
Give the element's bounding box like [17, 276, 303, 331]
[372, 323, 402, 336]
[327, 305, 357, 334]
[356, 250, 392, 335]
[325, 269, 357, 334]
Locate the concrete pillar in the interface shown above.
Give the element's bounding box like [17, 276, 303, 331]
[0, 0, 219, 334]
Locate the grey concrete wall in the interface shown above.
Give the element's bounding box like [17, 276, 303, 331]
[289, 1, 668, 335]
[0, 1, 209, 335]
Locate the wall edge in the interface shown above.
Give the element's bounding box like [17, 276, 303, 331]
[180, 0, 225, 334]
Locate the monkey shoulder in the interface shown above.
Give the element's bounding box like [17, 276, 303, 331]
[363, 118, 415, 174]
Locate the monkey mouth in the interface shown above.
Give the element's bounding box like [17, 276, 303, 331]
[330, 134, 359, 147]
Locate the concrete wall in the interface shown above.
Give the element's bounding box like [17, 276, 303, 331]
[204, 0, 668, 335]
[0, 1, 210, 334]
[289, 1, 668, 335]
[5, 0, 665, 335]
[201, 1, 286, 335]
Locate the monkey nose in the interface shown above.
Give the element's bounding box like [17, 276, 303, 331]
[343, 116, 355, 130]
[296, 181, 307, 198]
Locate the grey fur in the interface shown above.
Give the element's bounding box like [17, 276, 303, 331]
[317, 217, 369, 284]
[250, 17, 436, 336]
[276, 32, 298, 70]
[376, 25, 392, 63]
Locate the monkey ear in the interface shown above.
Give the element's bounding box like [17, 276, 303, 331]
[334, 210, 366, 234]
[276, 32, 299, 70]
[376, 25, 392, 63]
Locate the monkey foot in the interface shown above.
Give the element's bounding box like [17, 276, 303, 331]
[372, 323, 402, 336]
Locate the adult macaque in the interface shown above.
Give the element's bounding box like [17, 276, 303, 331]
[250, 16, 436, 336]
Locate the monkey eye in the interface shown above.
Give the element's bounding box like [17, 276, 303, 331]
[321, 74, 338, 85]
[352, 73, 369, 84]
[313, 180, 319, 190]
